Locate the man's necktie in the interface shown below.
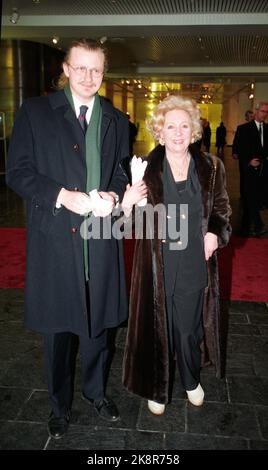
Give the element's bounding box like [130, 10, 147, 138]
[258, 122, 263, 146]
[78, 105, 88, 133]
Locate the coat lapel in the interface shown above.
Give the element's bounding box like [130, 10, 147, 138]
[101, 114, 111, 146]
[100, 97, 113, 146]
[191, 145, 214, 223]
[48, 90, 84, 143]
[144, 144, 164, 206]
[63, 106, 84, 136]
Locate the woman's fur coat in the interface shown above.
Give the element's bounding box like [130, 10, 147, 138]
[123, 144, 232, 403]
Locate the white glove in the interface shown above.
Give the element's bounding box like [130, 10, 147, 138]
[89, 189, 114, 217]
[131, 156, 148, 206]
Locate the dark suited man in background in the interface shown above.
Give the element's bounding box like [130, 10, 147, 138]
[233, 109, 255, 199]
[232, 101, 268, 236]
[244, 109, 254, 122]
[203, 119, 211, 153]
[216, 121, 227, 158]
[6, 38, 129, 439]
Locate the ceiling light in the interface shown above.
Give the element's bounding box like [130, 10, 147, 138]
[100, 36, 107, 44]
[9, 8, 20, 24]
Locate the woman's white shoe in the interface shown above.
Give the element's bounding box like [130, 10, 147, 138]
[186, 384, 204, 406]
[148, 400, 165, 415]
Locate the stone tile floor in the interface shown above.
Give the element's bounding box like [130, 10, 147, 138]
[0, 289, 267, 450]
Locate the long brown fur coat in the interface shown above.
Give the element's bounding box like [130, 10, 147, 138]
[123, 144, 232, 403]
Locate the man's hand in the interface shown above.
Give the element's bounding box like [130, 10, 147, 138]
[56, 189, 117, 217]
[249, 158, 261, 168]
[99, 191, 119, 206]
[56, 188, 92, 215]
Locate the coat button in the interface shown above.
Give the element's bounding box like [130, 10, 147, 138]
[71, 227, 77, 233]
[181, 214, 186, 219]
[73, 144, 79, 151]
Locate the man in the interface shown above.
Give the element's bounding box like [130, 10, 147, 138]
[244, 109, 254, 122]
[215, 121, 227, 158]
[6, 39, 129, 439]
[202, 119, 211, 153]
[233, 109, 254, 199]
[232, 102, 268, 236]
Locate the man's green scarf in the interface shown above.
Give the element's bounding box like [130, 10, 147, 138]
[64, 85, 102, 279]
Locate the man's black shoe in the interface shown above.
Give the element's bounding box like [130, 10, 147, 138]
[248, 229, 257, 237]
[47, 410, 71, 439]
[255, 228, 267, 237]
[82, 394, 120, 422]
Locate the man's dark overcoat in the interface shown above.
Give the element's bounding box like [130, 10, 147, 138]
[123, 144, 232, 403]
[6, 91, 129, 337]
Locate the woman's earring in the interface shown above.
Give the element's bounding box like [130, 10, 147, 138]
[159, 137, 165, 146]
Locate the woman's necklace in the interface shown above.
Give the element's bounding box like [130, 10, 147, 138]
[177, 153, 190, 178]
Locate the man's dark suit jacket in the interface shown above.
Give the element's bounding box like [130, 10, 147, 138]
[232, 120, 268, 169]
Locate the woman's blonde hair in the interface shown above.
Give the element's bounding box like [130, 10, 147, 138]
[56, 38, 108, 90]
[147, 94, 202, 142]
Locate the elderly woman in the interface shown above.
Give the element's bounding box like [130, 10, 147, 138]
[122, 95, 231, 415]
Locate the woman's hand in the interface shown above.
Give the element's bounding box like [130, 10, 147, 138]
[121, 181, 147, 216]
[204, 232, 218, 260]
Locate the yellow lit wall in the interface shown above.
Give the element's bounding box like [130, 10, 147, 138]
[127, 92, 134, 121]
[99, 82, 106, 96]
[199, 103, 222, 144]
[99, 80, 224, 151]
[113, 92, 123, 111]
[134, 99, 156, 155]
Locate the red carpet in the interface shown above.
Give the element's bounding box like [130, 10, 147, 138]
[218, 235, 268, 302]
[0, 228, 267, 302]
[0, 228, 26, 288]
